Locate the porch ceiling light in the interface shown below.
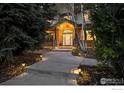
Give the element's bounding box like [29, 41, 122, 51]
[60, 24, 64, 28]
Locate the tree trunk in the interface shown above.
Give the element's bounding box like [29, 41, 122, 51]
[81, 4, 87, 50]
[67, 4, 84, 51]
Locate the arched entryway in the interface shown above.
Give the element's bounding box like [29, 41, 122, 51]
[56, 21, 75, 48]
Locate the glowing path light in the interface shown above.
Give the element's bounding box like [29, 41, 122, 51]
[71, 68, 81, 75]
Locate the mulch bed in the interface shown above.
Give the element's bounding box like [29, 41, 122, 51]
[76, 65, 122, 85]
[72, 48, 123, 85]
[72, 48, 96, 59]
[0, 49, 49, 83]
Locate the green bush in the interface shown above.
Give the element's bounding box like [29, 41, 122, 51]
[90, 4, 124, 76]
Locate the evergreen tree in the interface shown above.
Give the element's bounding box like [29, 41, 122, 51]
[0, 4, 57, 63]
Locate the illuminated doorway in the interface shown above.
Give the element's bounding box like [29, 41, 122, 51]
[62, 30, 73, 46]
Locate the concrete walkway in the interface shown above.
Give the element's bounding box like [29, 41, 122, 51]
[1, 51, 97, 85]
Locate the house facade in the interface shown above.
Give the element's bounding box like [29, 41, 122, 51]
[43, 4, 94, 49]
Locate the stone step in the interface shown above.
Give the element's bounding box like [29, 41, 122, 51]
[52, 49, 72, 52]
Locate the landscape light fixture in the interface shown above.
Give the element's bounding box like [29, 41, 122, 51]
[21, 63, 26, 67]
[72, 68, 81, 75]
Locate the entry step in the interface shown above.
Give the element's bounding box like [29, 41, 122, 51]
[52, 48, 72, 52]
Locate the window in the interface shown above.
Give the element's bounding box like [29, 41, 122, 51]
[45, 31, 54, 42]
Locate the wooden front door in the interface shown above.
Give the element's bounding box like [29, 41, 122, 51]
[62, 33, 73, 46]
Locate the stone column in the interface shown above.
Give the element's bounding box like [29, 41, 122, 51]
[53, 28, 57, 49]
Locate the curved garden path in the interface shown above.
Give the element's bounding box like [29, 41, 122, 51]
[1, 51, 97, 85]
